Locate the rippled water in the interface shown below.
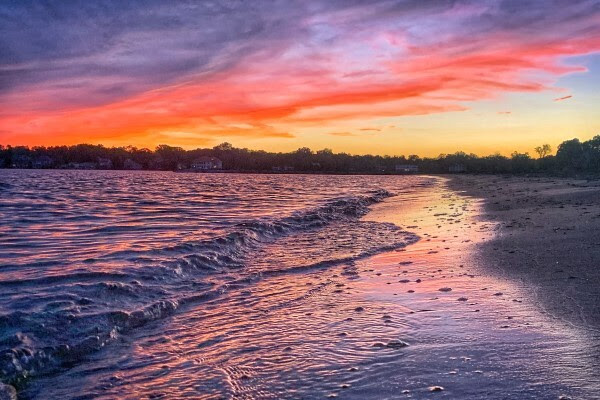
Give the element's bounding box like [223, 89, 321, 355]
[0, 171, 422, 394]
[1, 170, 598, 399]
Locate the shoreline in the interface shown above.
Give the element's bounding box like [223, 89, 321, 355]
[2, 167, 422, 176]
[448, 174, 600, 333]
[6, 175, 600, 398]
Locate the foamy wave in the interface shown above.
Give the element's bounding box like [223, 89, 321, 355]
[0, 189, 410, 387]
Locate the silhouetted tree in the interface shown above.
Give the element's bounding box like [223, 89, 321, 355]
[556, 139, 584, 171]
[534, 144, 552, 159]
[2, 134, 599, 175]
[155, 144, 185, 170]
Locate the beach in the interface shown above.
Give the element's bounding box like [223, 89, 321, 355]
[1, 171, 599, 399]
[449, 175, 600, 332]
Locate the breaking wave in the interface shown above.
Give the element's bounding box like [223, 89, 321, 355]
[0, 188, 419, 388]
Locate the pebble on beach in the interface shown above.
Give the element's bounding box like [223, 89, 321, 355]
[429, 386, 444, 392]
[0, 384, 17, 400]
[372, 340, 409, 349]
[386, 340, 409, 349]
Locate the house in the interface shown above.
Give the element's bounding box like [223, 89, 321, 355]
[449, 163, 467, 173]
[272, 166, 295, 173]
[97, 157, 113, 169]
[32, 156, 53, 169]
[12, 154, 32, 169]
[123, 159, 143, 170]
[395, 164, 419, 173]
[66, 162, 96, 170]
[191, 157, 222, 170]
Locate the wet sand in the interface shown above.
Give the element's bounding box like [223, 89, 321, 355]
[449, 175, 600, 333]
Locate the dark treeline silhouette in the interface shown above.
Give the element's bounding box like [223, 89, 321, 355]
[1, 135, 599, 175]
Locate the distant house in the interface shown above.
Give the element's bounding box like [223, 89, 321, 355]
[123, 159, 143, 170]
[272, 166, 295, 172]
[66, 162, 96, 170]
[191, 157, 222, 170]
[12, 154, 32, 169]
[395, 164, 419, 173]
[97, 157, 113, 169]
[449, 163, 467, 173]
[32, 155, 53, 169]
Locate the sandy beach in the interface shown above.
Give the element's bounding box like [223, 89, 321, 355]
[449, 175, 600, 332]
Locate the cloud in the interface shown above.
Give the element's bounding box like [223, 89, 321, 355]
[553, 95, 573, 102]
[1, 0, 599, 146]
[328, 132, 357, 137]
[0, 1, 315, 109]
[498, 111, 512, 114]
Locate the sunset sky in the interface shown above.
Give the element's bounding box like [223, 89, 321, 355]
[1, 0, 599, 156]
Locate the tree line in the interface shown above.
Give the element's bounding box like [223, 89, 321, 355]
[1, 135, 599, 175]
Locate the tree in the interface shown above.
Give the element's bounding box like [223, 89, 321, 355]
[155, 144, 185, 170]
[316, 148, 333, 155]
[534, 144, 552, 159]
[295, 147, 313, 156]
[0, 135, 597, 174]
[556, 139, 584, 170]
[213, 142, 233, 151]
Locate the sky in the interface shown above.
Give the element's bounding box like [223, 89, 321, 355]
[1, 0, 599, 156]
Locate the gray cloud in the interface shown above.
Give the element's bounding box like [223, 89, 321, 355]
[0, 1, 316, 108]
[1, 0, 598, 111]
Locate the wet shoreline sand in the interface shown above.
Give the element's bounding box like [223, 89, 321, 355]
[448, 174, 600, 333]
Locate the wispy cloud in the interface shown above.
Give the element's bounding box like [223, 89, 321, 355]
[553, 95, 573, 102]
[328, 132, 357, 137]
[1, 0, 599, 146]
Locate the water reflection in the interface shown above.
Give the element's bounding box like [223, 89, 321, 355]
[11, 175, 598, 399]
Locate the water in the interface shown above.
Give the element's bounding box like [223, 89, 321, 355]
[0, 170, 598, 399]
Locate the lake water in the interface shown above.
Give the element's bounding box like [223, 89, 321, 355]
[0, 170, 597, 399]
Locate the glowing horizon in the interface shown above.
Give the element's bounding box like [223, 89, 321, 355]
[1, 1, 599, 157]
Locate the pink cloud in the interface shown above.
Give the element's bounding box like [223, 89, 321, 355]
[1, 2, 599, 147]
[553, 95, 573, 102]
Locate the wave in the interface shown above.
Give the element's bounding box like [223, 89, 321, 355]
[0, 189, 417, 388]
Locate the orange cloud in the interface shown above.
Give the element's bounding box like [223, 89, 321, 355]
[1, 5, 599, 148]
[328, 132, 356, 137]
